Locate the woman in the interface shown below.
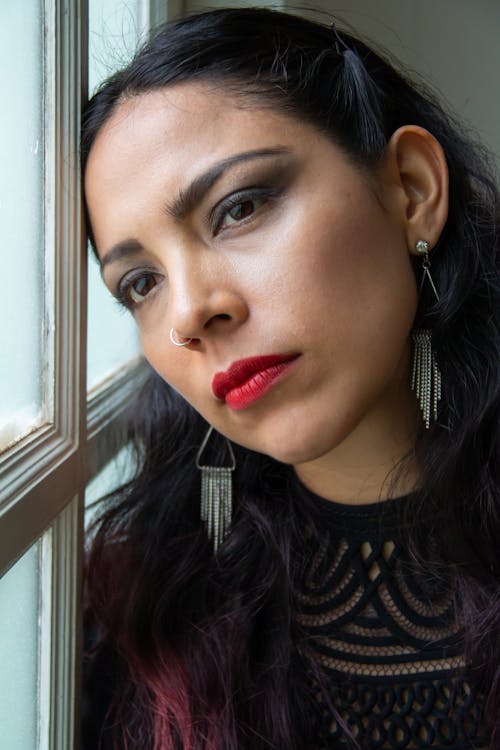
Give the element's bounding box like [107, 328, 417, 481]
[81, 8, 499, 750]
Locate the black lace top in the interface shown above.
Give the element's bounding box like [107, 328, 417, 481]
[82, 486, 491, 750]
[295, 483, 489, 750]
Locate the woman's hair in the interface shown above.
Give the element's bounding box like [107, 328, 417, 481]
[82, 8, 500, 749]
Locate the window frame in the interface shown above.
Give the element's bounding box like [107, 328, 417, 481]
[0, 1, 170, 747]
[0, 0, 87, 579]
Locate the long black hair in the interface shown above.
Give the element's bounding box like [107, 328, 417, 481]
[81, 8, 500, 749]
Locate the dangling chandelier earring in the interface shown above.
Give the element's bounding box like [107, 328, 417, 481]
[411, 240, 442, 429]
[196, 426, 236, 552]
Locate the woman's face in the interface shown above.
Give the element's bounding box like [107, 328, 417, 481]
[85, 83, 419, 468]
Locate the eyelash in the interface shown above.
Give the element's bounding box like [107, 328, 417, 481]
[211, 186, 283, 234]
[116, 186, 283, 311]
[117, 268, 161, 311]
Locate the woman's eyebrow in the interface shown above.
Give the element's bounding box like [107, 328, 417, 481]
[100, 239, 143, 272]
[166, 146, 291, 219]
[99, 148, 291, 270]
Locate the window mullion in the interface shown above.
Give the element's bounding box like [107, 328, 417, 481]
[0, 450, 80, 579]
[52, 0, 87, 451]
[47, 0, 87, 748]
[47, 496, 83, 750]
[150, 0, 178, 25]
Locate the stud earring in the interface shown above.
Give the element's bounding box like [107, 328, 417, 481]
[196, 426, 236, 552]
[411, 240, 442, 429]
[169, 328, 192, 347]
[415, 240, 439, 299]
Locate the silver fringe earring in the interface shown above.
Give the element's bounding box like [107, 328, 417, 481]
[411, 240, 442, 429]
[196, 426, 236, 552]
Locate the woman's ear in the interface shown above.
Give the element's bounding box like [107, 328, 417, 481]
[378, 125, 449, 254]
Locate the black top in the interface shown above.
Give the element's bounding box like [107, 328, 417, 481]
[82, 484, 490, 750]
[294, 482, 489, 749]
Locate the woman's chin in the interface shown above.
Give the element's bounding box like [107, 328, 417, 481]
[240, 429, 343, 467]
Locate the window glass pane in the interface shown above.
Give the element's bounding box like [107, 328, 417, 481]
[0, 540, 40, 748]
[89, 0, 146, 94]
[0, 2, 45, 450]
[85, 444, 137, 531]
[87, 255, 142, 390]
[87, 0, 147, 392]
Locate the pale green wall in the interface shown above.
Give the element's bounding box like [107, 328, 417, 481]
[185, 0, 284, 11]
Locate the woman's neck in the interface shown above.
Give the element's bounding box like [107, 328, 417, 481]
[293, 385, 421, 505]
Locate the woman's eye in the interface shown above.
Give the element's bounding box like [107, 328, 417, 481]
[120, 273, 159, 309]
[218, 198, 264, 230]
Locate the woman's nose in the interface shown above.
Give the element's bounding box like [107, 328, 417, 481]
[168, 260, 248, 343]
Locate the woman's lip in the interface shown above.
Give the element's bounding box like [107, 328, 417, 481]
[212, 353, 300, 410]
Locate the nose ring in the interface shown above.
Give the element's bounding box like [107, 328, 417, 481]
[169, 327, 193, 347]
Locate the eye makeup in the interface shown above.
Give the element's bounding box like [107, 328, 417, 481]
[206, 155, 298, 233]
[104, 154, 300, 310]
[210, 186, 285, 235]
[116, 266, 163, 311]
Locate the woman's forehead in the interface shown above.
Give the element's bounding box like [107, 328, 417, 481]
[84, 82, 323, 204]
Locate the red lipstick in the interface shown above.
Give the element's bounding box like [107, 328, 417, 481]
[212, 353, 300, 411]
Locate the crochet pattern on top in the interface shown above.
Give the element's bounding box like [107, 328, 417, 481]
[294, 487, 489, 750]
